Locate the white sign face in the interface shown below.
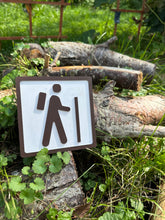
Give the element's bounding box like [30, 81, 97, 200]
[16, 77, 96, 157]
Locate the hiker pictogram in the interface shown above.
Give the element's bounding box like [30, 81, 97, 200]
[37, 84, 71, 146]
[16, 76, 96, 157]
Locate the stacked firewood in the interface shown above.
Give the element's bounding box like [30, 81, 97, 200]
[1, 37, 165, 138]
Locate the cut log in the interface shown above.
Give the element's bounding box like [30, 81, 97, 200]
[44, 40, 156, 82]
[1, 84, 165, 138]
[21, 43, 45, 59]
[94, 80, 165, 138]
[21, 39, 156, 83]
[46, 65, 143, 91]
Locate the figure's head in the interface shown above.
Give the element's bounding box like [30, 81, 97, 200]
[53, 84, 61, 93]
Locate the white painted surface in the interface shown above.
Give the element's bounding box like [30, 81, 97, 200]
[19, 80, 93, 153]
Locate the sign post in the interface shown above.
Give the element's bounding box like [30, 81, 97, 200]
[16, 76, 96, 157]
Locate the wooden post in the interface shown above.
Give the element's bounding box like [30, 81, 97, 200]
[137, 0, 146, 39]
[59, 0, 64, 40]
[29, 4, 33, 38]
[114, 0, 120, 36]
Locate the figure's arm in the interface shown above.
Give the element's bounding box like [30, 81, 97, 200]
[60, 106, 70, 111]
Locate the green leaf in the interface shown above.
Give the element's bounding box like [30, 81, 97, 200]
[36, 148, 50, 162]
[9, 176, 26, 192]
[14, 42, 25, 51]
[56, 60, 60, 67]
[4, 107, 13, 116]
[115, 202, 136, 220]
[35, 191, 43, 200]
[57, 152, 62, 159]
[2, 96, 12, 104]
[101, 146, 110, 155]
[84, 179, 96, 191]
[46, 208, 58, 220]
[62, 152, 71, 164]
[23, 157, 35, 166]
[99, 184, 107, 193]
[36, 148, 49, 156]
[98, 212, 123, 220]
[20, 188, 36, 204]
[130, 198, 144, 212]
[57, 152, 71, 165]
[0, 154, 8, 167]
[57, 210, 73, 220]
[49, 155, 63, 173]
[32, 159, 47, 174]
[2, 182, 7, 190]
[27, 69, 37, 76]
[22, 166, 30, 175]
[30, 177, 45, 191]
[103, 155, 111, 161]
[6, 153, 17, 163]
[32, 147, 50, 174]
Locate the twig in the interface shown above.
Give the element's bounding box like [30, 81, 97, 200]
[44, 54, 50, 69]
[51, 51, 61, 67]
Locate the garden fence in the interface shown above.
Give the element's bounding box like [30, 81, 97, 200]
[0, 0, 70, 47]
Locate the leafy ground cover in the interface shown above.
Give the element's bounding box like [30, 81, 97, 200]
[0, 2, 165, 220]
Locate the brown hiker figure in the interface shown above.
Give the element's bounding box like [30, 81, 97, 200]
[41, 84, 70, 146]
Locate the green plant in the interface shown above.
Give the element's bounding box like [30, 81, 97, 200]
[0, 148, 71, 219]
[144, 1, 165, 35]
[0, 93, 17, 141]
[98, 199, 144, 220]
[46, 207, 74, 220]
[0, 42, 44, 140]
[98, 202, 137, 220]
[81, 171, 101, 191]
[85, 137, 165, 219]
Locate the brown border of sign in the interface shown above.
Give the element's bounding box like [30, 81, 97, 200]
[16, 76, 96, 158]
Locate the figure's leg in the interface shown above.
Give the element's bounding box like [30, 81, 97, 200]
[42, 115, 53, 147]
[55, 116, 67, 144]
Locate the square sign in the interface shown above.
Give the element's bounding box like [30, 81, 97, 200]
[16, 76, 96, 157]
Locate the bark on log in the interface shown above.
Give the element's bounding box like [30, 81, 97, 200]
[44, 40, 156, 82]
[1, 84, 165, 138]
[21, 43, 45, 59]
[46, 65, 143, 91]
[93, 81, 165, 138]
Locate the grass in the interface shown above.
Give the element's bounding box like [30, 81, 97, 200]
[0, 2, 165, 219]
[0, 4, 143, 44]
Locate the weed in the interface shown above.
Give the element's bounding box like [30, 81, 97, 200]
[0, 148, 71, 219]
[46, 207, 74, 220]
[84, 137, 165, 219]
